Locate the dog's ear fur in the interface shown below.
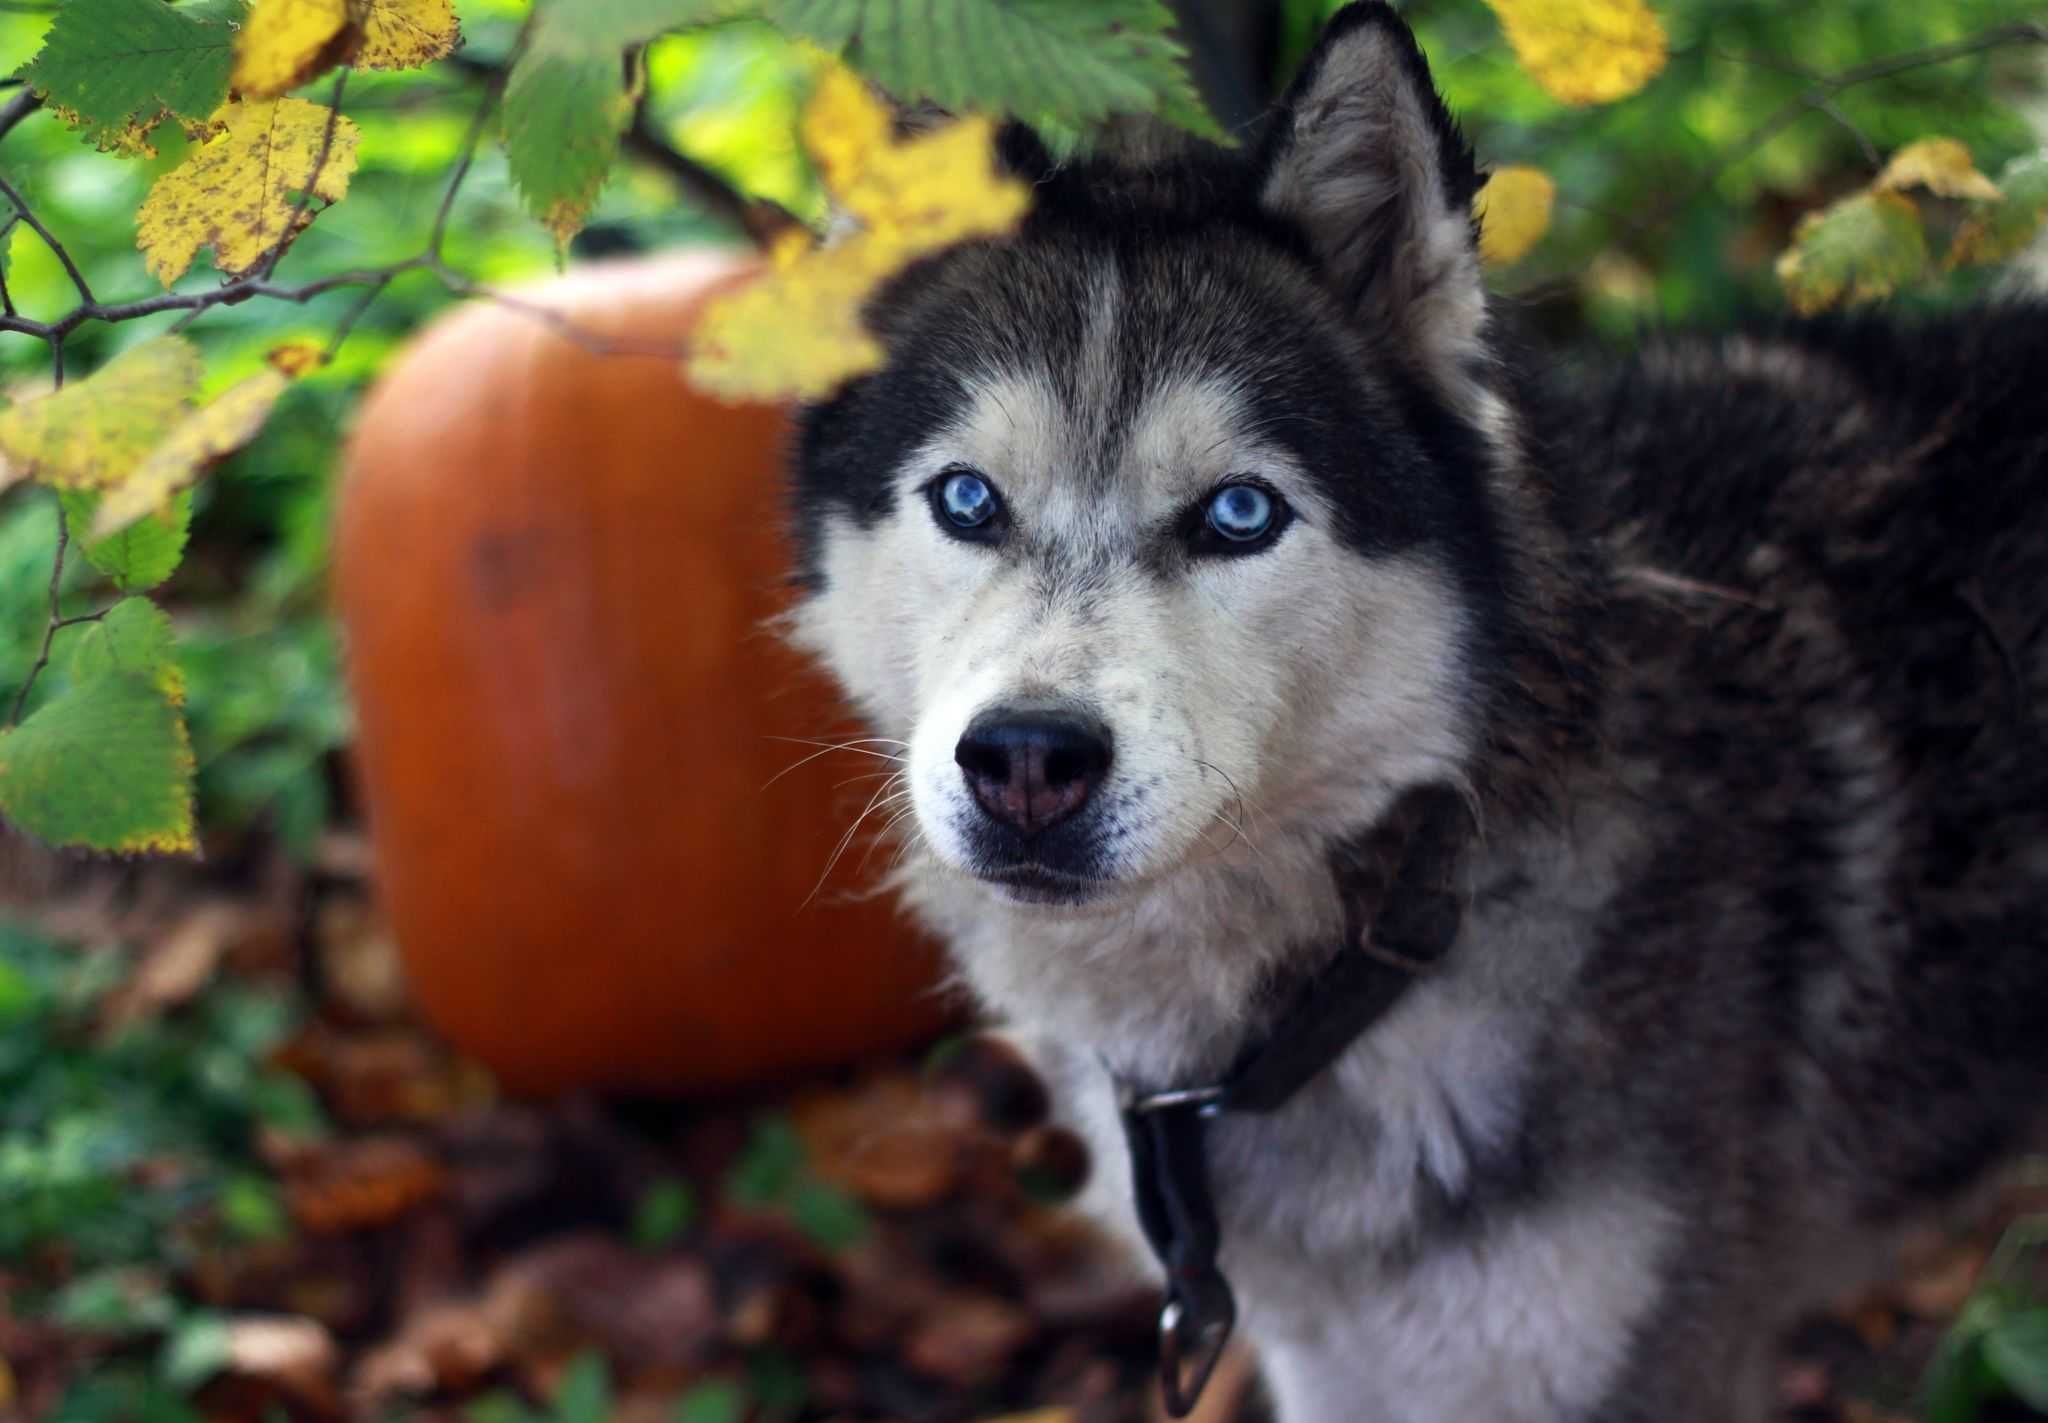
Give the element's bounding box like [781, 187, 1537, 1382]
[1258, 3, 1486, 391]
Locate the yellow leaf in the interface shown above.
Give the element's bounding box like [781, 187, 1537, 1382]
[266, 339, 327, 376]
[687, 67, 1031, 402]
[0, 338, 201, 490]
[353, 0, 462, 71]
[1948, 150, 2048, 268]
[93, 370, 294, 538]
[1475, 165, 1556, 267]
[1485, 0, 1667, 105]
[137, 97, 361, 286]
[1775, 189, 1928, 315]
[1874, 137, 2003, 202]
[233, 0, 351, 99]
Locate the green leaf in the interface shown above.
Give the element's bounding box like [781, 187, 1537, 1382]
[766, 0, 1224, 140]
[502, 36, 633, 244]
[217, 1173, 291, 1243]
[726, 1115, 804, 1206]
[1919, 1295, 2007, 1423]
[501, 0, 741, 244]
[68, 599, 182, 703]
[59, 491, 194, 594]
[1775, 188, 1928, 315]
[0, 673, 196, 854]
[789, 1177, 869, 1251]
[159, 1312, 232, 1391]
[632, 1177, 697, 1248]
[19, 0, 243, 152]
[1950, 150, 2048, 269]
[550, 1352, 613, 1423]
[1986, 1308, 2048, 1409]
[673, 1380, 746, 1423]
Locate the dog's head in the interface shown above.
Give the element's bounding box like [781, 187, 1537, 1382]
[789, 4, 1519, 908]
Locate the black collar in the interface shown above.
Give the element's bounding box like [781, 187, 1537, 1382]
[1113, 783, 1471, 1416]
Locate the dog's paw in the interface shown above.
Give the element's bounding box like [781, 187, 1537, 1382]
[925, 1030, 1092, 1202]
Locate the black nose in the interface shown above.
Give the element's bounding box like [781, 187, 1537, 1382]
[954, 709, 1113, 835]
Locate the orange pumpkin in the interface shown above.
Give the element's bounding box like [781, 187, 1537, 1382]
[333, 251, 953, 1096]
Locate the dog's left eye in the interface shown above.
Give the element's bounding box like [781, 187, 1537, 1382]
[1208, 485, 1273, 540]
[928, 467, 1005, 543]
[1195, 482, 1287, 553]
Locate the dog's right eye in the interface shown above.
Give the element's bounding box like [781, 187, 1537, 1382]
[929, 467, 1005, 543]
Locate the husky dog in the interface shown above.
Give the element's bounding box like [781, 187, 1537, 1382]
[784, 4, 2048, 1418]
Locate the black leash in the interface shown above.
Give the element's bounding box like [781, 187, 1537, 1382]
[1115, 784, 1471, 1416]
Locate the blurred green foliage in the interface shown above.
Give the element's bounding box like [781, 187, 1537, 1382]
[2, 0, 2043, 851]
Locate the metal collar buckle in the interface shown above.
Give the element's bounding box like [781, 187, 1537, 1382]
[1159, 1272, 1238, 1417]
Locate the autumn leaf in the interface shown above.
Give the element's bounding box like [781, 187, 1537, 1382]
[0, 338, 202, 490]
[137, 97, 362, 285]
[18, 0, 238, 153]
[267, 340, 329, 377]
[1476, 165, 1556, 267]
[0, 673, 196, 855]
[686, 65, 1030, 401]
[1950, 150, 2048, 268]
[234, 0, 352, 99]
[94, 370, 295, 538]
[1776, 189, 1929, 315]
[1484, 0, 1667, 106]
[354, 0, 463, 71]
[1874, 138, 2003, 202]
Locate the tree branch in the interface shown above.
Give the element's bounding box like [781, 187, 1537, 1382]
[0, 169, 96, 305]
[9, 516, 70, 728]
[1655, 21, 2048, 227]
[623, 106, 794, 245]
[257, 69, 350, 284]
[0, 88, 41, 146]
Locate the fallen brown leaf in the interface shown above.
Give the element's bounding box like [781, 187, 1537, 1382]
[101, 900, 242, 1032]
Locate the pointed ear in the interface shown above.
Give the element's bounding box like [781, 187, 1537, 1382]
[1259, 3, 1486, 390]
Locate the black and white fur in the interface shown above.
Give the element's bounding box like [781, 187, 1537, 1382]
[785, 6, 2048, 1419]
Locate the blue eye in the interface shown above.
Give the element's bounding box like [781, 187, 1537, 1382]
[1207, 483, 1275, 542]
[936, 469, 999, 531]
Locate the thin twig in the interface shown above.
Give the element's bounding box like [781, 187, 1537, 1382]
[259, 69, 350, 283]
[1655, 21, 2048, 228]
[0, 213, 17, 316]
[0, 88, 41, 146]
[430, 83, 498, 261]
[0, 170, 95, 305]
[10, 517, 70, 727]
[321, 273, 394, 360]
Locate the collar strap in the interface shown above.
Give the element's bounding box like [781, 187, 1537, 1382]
[1115, 783, 1470, 1416]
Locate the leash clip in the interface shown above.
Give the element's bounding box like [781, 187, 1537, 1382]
[1158, 1271, 1237, 1417]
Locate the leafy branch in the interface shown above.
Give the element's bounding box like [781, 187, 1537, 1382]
[1662, 19, 2048, 230]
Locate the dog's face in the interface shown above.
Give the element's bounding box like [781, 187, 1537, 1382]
[789, 6, 1510, 907]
